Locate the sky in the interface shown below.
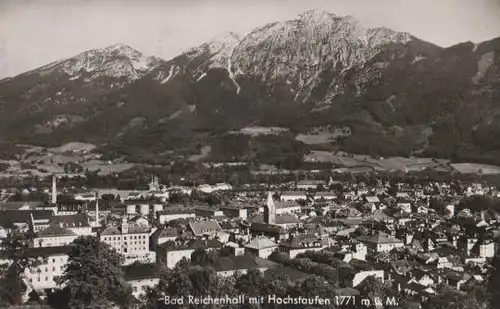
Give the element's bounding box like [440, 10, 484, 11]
[1, 0, 500, 79]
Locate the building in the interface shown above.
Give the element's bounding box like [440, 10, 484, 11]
[48, 214, 93, 236]
[296, 180, 325, 190]
[244, 236, 278, 259]
[358, 232, 404, 253]
[32, 225, 79, 248]
[280, 234, 327, 258]
[280, 192, 307, 202]
[197, 184, 214, 193]
[219, 206, 248, 219]
[150, 227, 178, 250]
[352, 270, 385, 287]
[74, 193, 97, 201]
[100, 218, 153, 265]
[24, 246, 72, 291]
[123, 263, 160, 300]
[157, 208, 196, 224]
[210, 255, 277, 277]
[157, 239, 223, 269]
[273, 201, 301, 215]
[189, 220, 222, 238]
[313, 192, 337, 201]
[195, 207, 224, 218]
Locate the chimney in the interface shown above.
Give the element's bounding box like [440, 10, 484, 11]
[51, 174, 57, 204]
[95, 192, 99, 227]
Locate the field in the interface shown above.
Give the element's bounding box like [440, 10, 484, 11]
[48, 142, 96, 153]
[451, 163, 500, 175]
[0, 143, 136, 178]
[305, 151, 450, 172]
[295, 127, 350, 145]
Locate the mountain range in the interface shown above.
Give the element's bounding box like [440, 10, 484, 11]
[1, 10, 499, 166]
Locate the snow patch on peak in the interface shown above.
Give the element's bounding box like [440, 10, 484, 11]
[204, 32, 241, 69]
[57, 43, 160, 81]
[161, 65, 178, 84]
[298, 9, 337, 23]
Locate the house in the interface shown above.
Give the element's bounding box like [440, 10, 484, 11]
[209, 254, 278, 277]
[157, 239, 223, 269]
[280, 234, 327, 258]
[313, 192, 337, 201]
[219, 206, 248, 219]
[408, 270, 436, 287]
[0, 210, 52, 233]
[249, 223, 285, 241]
[397, 203, 412, 214]
[48, 214, 93, 236]
[32, 225, 79, 248]
[150, 227, 178, 249]
[244, 236, 278, 259]
[357, 232, 404, 253]
[280, 192, 307, 202]
[195, 207, 224, 218]
[189, 220, 222, 238]
[213, 183, 233, 191]
[273, 201, 302, 215]
[251, 214, 301, 229]
[297, 180, 325, 190]
[157, 207, 196, 224]
[220, 221, 241, 234]
[197, 184, 214, 193]
[73, 193, 97, 201]
[123, 263, 160, 300]
[471, 239, 495, 258]
[352, 271, 384, 287]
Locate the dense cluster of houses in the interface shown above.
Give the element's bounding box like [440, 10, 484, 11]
[0, 174, 499, 305]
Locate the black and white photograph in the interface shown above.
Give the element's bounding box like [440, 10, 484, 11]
[0, 0, 500, 308]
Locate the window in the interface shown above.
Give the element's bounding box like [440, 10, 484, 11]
[133, 287, 137, 292]
[52, 258, 56, 263]
[53, 267, 56, 271]
[45, 277, 48, 282]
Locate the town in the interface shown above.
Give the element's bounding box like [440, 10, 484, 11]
[0, 165, 499, 309]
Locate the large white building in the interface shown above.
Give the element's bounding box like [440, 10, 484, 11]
[100, 218, 154, 265]
[24, 246, 72, 291]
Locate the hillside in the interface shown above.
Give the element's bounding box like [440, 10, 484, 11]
[0, 10, 499, 165]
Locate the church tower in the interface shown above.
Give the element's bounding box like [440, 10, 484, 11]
[264, 192, 276, 225]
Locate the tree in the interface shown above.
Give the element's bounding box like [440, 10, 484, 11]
[53, 236, 132, 309]
[0, 230, 40, 306]
[206, 194, 221, 206]
[146, 264, 237, 309]
[235, 269, 263, 297]
[489, 257, 500, 308]
[357, 276, 387, 309]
